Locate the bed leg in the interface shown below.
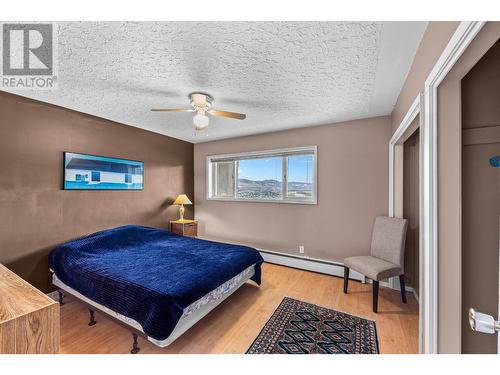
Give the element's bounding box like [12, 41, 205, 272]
[131, 333, 140, 354]
[58, 290, 65, 305]
[88, 308, 97, 326]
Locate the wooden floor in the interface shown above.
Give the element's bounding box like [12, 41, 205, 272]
[59, 263, 419, 354]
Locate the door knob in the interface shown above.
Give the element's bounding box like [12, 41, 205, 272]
[469, 308, 500, 334]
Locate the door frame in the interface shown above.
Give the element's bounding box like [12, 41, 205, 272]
[389, 21, 486, 354]
[388, 93, 422, 350]
[389, 95, 421, 217]
[422, 21, 485, 353]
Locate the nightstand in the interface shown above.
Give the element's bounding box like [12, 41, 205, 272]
[170, 219, 198, 237]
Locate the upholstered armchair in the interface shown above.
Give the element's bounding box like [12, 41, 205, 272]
[343, 216, 408, 313]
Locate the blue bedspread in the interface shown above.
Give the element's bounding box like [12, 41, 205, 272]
[49, 225, 263, 341]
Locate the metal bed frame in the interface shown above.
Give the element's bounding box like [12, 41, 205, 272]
[57, 289, 142, 353]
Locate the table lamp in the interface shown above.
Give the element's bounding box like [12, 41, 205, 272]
[173, 194, 192, 221]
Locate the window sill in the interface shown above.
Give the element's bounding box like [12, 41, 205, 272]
[206, 197, 317, 205]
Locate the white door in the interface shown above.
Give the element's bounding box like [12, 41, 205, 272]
[468, 155, 500, 354]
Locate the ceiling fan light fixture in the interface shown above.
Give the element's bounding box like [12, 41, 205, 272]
[193, 112, 209, 130]
[151, 91, 246, 130]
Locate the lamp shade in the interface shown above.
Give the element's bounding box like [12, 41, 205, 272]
[173, 194, 192, 205]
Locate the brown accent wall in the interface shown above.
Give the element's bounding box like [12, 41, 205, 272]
[462, 142, 500, 353]
[194, 116, 391, 263]
[0, 91, 194, 292]
[462, 39, 500, 130]
[403, 129, 420, 292]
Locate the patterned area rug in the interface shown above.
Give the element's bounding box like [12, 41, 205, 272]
[246, 297, 379, 354]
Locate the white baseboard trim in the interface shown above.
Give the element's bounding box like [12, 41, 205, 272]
[258, 249, 414, 294]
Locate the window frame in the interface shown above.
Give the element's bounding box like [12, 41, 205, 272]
[206, 146, 317, 205]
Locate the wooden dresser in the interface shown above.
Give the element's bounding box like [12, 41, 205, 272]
[0, 264, 59, 353]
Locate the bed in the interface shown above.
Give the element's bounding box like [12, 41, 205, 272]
[49, 225, 264, 353]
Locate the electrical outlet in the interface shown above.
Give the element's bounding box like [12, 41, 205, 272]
[299, 245, 305, 254]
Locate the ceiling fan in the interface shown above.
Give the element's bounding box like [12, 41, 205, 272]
[151, 92, 246, 131]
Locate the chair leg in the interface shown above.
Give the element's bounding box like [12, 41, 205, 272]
[399, 275, 407, 304]
[343, 267, 350, 294]
[372, 280, 379, 313]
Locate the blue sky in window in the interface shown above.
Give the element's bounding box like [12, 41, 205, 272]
[288, 155, 313, 183]
[238, 155, 313, 183]
[238, 158, 282, 181]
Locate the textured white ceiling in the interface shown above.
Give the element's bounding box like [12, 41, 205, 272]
[3, 22, 427, 143]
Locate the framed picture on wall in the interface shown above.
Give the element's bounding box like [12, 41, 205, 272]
[64, 152, 144, 190]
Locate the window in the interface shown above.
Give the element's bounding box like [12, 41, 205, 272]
[207, 146, 317, 204]
[238, 156, 283, 200]
[212, 161, 234, 198]
[286, 154, 314, 199]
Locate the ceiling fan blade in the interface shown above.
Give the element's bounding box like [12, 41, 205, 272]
[208, 109, 246, 120]
[150, 108, 195, 112]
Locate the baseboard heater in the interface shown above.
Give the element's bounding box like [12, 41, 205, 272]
[257, 248, 414, 294]
[257, 249, 365, 282]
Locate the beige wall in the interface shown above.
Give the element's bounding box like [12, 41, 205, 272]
[386, 22, 462, 354]
[0, 92, 194, 292]
[391, 22, 460, 134]
[194, 117, 391, 263]
[437, 78, 462, 353]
